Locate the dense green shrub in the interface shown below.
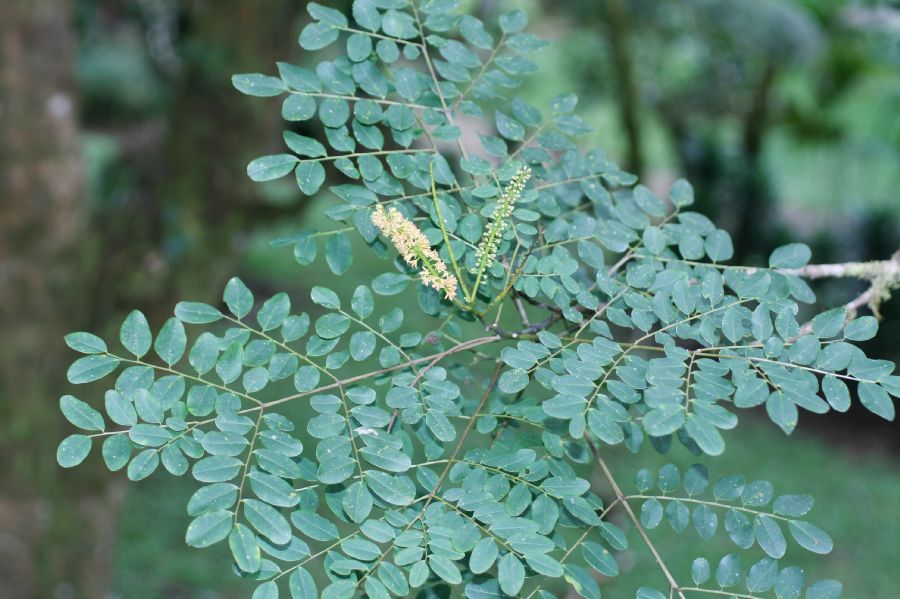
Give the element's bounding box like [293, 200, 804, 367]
[57, 3, 896, 598]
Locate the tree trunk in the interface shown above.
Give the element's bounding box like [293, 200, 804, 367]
[0, 1, 125, 597]
[0, 1, 309, 596]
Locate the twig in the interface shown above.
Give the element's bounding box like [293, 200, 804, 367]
[360, 363, 503, 584]
[513, 294, 531, 326]
[386, 335, 501, 432]
[586, 437, 687, 599]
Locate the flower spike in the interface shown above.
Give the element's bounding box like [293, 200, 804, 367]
[467, 166, 532, 304]
[472, 166, 532, 273]
[371, 205, 459, 300]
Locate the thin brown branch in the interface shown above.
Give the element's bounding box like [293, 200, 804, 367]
[586, 437, 687, 599]
[360, 363, 503, 584]
[386, 334, 501, 433]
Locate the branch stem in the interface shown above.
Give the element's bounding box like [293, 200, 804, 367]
[587, 437, 686, 599]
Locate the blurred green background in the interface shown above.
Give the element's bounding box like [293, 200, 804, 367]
[2, 0, 899, 597]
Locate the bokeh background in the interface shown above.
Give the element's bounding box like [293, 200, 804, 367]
[2, 0, 899, 597]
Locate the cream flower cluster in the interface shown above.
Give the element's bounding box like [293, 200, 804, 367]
[472, 166, 532, 272]
[371, 205, 458, 299]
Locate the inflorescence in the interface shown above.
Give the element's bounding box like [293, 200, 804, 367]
[371, 205, 459, 299]
[472, 166, 532, 273]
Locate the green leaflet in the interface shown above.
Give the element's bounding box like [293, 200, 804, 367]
[102, 434, 131, 471]
[188, 483, 238, 516]
[289, 568, 317, 598]
[192, 456, 242, 483]
[186, 510, 233, 548]
[229, 524, 262, 573]
[154, 318, 187, 366]
[120, 310, 152, 357]
[60, 395, 105, 432]
[127, 448, 159, 481]
[429, 555, 462, 584]
[290, 510, 338, 542]
[67, 354, 119, 384]
[64, 331, 108, 354]
[498, 553, 525, 596]
[175, 301, 223, 324]
[244, 499, 292, 545]
[57, 434, 91, 468]
[469, 537, 498, 574]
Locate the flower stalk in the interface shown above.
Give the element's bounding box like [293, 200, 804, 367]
[429, 162, 471, 300]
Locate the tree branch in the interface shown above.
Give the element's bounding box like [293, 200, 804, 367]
[781, 250, 900, 319]
[778, 252, 900, 280]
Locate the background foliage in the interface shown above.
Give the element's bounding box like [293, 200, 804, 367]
[2, 0, 899, 598]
